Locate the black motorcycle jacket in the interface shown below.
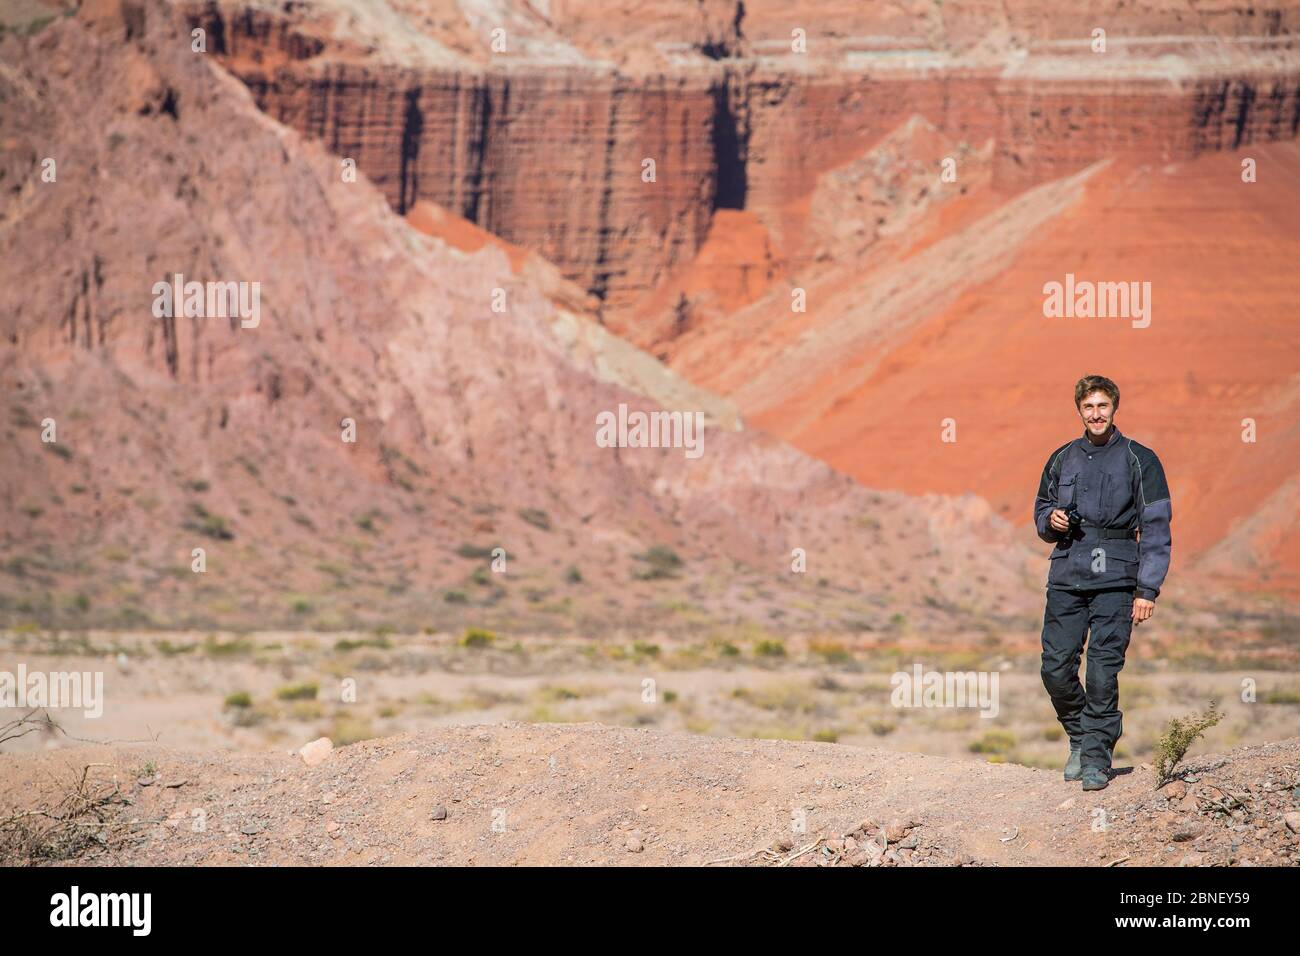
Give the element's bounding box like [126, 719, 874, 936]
[1033, 425, 1172, 600]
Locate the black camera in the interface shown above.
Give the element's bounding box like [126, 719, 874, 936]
[1064, 507, 1083, 539]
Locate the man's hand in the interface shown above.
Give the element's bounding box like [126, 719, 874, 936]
[1049, 509, 1071, 534]
[1132, 597, 1155, 625]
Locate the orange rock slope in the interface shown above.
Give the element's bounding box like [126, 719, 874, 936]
[728, 144, 1300, 598]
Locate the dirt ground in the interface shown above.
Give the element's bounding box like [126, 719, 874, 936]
[2, 722, 1298, 867]
[2, 629, 1298, 866]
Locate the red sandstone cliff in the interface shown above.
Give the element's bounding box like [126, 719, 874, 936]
[181, 0, 1300, 316]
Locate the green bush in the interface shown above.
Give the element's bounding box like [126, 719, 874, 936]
[633, 545, 683, 580]
[1154, 700, 1223, 784]
[460, 627, 497, 648]
[969, 730, 1016, 756]
[276, 682, 319, 701]
[186, 503, 234, 540]
[518, 508, 552, 531]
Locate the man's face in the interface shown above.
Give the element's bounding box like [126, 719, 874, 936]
[1078, 390, 1115, 438]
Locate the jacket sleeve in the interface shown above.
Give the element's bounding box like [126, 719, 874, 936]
[1034, 450, 1063, 543]
[1134, 450, 1172, 600]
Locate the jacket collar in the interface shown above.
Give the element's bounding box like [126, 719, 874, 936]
[1079, 424, 1122, 449]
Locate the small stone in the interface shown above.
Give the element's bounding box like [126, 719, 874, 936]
[1178, 852, 1204, 867]
[625, 837, 644, 853]
[844, 836, 858, 852]
[846, 851, 869, 867]
[862, 839, 884, 860]
[137, 775, 155, 787]
[240, 822, 262, 836]
[431, 805, 449, 821]
[885, 819, 913, 841]
[1178, 793, 1199, 813]
[773, 835, 794, 852]
[1057, 797, 1076, 811]
[299, 737, 333, 767]
[1164, 780, 1187, 800]
[826, 838, 843, 853]
[326, 821, 340, 837]
[1283, 811, 1300, 833]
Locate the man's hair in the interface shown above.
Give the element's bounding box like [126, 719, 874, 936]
[1075, 375, 1120, 410]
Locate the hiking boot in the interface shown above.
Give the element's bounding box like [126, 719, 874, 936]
[1081, 767, 1109, 791]
[1064, 747, 1083, 781]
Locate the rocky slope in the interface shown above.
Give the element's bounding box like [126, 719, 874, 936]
[0, 0, 1044, 633]
[168, 0, 1300, 601]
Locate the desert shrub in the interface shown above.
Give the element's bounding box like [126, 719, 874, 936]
[633, 545, 683, 580]
[518, 508, 551, 531]
[809, 639, 851, 664]
[329, 717, 374, 746]
[460, 627, 496, 648]
[185, 503, 234, 540]
[275, 682, 319, 702]
[969, 730, 1016, 756]
[203, 635, 254, 657]
[1153, 700, 1223, 784]
[334, 636, 391, 651]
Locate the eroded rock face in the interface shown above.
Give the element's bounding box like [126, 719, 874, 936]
[181, 0, 1300, 315]
[0, 0, 1043, 632]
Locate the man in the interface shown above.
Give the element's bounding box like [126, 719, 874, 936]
[1033, 375, 1172, 791]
